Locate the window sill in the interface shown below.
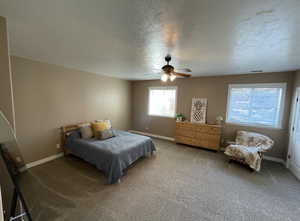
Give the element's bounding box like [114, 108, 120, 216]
[148, 114, 175, 119]
[225, 121, 283, 130]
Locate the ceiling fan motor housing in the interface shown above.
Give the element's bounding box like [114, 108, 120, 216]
[162, 64, 174, 74]
[165, 54, 172, 63]
[160, 54, 191, 79]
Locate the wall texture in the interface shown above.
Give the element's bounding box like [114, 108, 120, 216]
[294, 71, 300, 88]
[11, 56, 131, 164]
[0, 16, 14, 127]
[0, 16, 17, 220]
[290, 70, 300, 126]
[0, 16, 24, 165]
[132, 72, 295, 159]
[288, 70, 300, 159]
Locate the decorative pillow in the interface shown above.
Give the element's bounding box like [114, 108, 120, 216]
[96, 129, 115, 140]
[78, 123, 93, 139]
[95, 120, 112, 129]
[66, 129, 81, 140]
[91, 121, 110, 137]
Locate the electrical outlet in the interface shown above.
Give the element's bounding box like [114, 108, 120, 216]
[16, 156, 22, 163]
[56, 144, 61, 149]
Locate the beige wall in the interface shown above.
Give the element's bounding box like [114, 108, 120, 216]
[0, 16, 14, 127]
[11, 56, 131, 164]
[290, 70, 300, 124]
[0, 16, 18, 219]
[294, 71, 300, 88]
[0, 17, 23, 163]
[0, 16, 23, 166]
[132, 72, 295, 159]
[288, 70, 300, 156]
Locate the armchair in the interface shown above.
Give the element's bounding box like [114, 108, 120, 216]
[224, 131, 274, 171]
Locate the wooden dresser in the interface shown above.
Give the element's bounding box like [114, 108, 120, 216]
[175, 121, 221, 151]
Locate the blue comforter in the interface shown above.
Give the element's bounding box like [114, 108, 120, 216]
[65, 130, 156, 184]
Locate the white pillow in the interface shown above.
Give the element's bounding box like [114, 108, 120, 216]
[78, 123, 93, 139]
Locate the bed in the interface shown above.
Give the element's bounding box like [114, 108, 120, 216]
[61, 124, 156, 184]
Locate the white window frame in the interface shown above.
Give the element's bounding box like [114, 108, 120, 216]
[148, 86, 177, 118]
[226, 83, 287, 129]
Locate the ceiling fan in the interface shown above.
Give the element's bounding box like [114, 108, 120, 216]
[159, 54, 192, 82]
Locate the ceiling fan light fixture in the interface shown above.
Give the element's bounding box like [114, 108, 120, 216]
[158, 54, 192, 81]
[161, 73, 169, 82]
[170, 74, 176, 81]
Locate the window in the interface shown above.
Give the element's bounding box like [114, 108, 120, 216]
[226, 83, 286, 128]
[148, 87, 177, 118]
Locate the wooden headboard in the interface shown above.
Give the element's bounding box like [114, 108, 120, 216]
[61, 123, 81, 134]
[60, 122, 89, 149]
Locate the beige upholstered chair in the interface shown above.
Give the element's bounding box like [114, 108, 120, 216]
[224, 131, 274, 171]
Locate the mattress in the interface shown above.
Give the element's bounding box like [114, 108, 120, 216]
[65, 130, 156, 184]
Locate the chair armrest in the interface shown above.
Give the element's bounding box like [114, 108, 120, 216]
[224, 140, 236, 146]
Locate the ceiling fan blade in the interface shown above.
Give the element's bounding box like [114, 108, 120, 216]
[174, 72, 191, 78]
[151, 68, 163, 71]
[175, 68, 192, 72]
[142, 72, 162, 78]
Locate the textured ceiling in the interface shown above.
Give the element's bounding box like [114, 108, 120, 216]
[1, 0, 300, 80]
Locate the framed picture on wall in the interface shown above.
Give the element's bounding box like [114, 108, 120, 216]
[191, 98, 207, 124]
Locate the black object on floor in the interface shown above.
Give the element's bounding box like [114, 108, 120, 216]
[0, 144, 32, 221]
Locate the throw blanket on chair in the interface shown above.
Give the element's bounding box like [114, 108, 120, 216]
[224, 131, 274, 171]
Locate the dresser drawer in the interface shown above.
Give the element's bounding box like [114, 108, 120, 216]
[196, 126, 220, 135]
[207, 127, 221, 135]
[197, 139, 219, 150]
[176, 136, 196, 146]
[175, 122, 221, 151]
[176, 122, 195, 130]
[205, 134, 220, 148]
[176, 128, 196, 138]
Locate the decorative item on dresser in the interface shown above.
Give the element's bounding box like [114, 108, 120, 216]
[191, 98, 208, 124]
[176, 113, 185, 122]
[175, 121, 222, 151]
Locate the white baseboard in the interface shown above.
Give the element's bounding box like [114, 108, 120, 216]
[263, 155, 285, 165]
[19, 152, 64, 172]
[129, 130, 175, 141]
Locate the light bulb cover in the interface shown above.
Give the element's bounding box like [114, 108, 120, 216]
[161, 74, 169, 82]
[170, 74, 176, 81]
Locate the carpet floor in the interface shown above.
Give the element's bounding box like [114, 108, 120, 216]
[19, 139, 300, 221]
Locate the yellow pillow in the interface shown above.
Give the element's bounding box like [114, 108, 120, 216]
[91, 121, 109, 137]
[95, 120, 112, 129]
